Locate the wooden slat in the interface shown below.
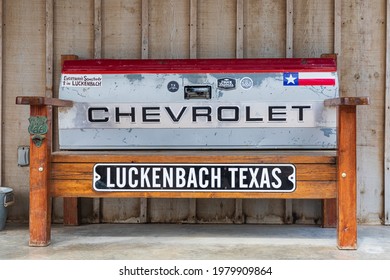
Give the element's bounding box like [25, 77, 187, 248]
[340, 1, 384, 228]
[16, 96, 73, 107]
[325, 97, 370, 106]
[149, 0, 189, 58]
[334, 0, 341, 57]
[0, 0, 2, 186]
[51, 162, 336, 181]
[141, 0, 149, 59]
[385, 0, 390, 225]
[45, 0, 53, 98]
[243, 0, 285, 58]
[285, 0, 294, 224]
[197, 0, 236, 58]
[234, 0, 244, 223]
[189, 0, 197, 59]
[188, 0, 198, 222]
[51, 151, 336, 164]
[294, 0, 333, 58]
[94, 0, 102, 59]
[286, 0, 293, 57]
[92, 0, 102, 224]
[236, 0, 243, 58]
[50, 180, 336, 199]
[140, 0, 149, 223]
[101, 0, 142, 58]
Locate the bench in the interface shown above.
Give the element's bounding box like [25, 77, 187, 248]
[16, 54, 369, 249]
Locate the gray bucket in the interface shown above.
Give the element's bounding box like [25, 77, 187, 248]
[0, 187, 14, 231]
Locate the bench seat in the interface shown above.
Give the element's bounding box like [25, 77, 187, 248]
[51, 150, 337, 199]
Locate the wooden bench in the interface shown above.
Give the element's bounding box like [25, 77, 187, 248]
[16, 56, 369, 249]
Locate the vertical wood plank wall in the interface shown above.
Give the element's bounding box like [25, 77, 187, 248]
[0, 0, 3, 187]
[1, 0, 386, 225]
[385, 0, 390, 225]
[340, 1, 385, 224]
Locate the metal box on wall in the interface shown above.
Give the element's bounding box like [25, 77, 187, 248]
[58, 58, 338, 150]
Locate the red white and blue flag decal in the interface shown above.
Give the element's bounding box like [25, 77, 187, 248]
[283, 72, 336, 86]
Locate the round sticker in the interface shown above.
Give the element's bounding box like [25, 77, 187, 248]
[240, 77, 253, 90]
[167, 81, 179, 92]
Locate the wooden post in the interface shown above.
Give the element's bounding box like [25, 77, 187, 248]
[337, 104, 357, 249]
[322, 199, 337, 227]
[16, 96, 73, 246]
[29, 104, 52, 246]
[325, 97, 369, 249]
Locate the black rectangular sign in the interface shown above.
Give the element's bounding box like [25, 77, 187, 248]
[93, 163, 296, 192]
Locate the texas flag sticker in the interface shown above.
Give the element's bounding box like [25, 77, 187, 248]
[283, 72, 336, 86]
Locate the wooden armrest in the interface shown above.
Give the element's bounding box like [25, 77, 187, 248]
[324, 97, 370, 106]
[16, 96, 73, 107]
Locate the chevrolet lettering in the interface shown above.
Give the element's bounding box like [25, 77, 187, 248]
[61, 102, 320, 129]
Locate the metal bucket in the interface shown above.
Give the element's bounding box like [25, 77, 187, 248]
[0, 187, 15, 230]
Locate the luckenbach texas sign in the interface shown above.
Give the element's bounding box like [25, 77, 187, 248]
[93, 164, 296, 192]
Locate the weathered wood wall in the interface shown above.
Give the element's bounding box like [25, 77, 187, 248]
[1, 0, 386, 225]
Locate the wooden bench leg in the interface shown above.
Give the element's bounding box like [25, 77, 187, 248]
[322, 198, 337, 228]
[29, 105, 52, 246]
[63, 198, 80, 226]
[337, 105, 357, 249]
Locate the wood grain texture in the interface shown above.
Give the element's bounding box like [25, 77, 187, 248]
[63, 196, 80, 226]
[6, 1, 379, 250]
[325, 97, 370, 106]
[51, 150, 337, 164]
[50, 151, 337, 200]
[244, 0, 286, 58]
[293, 0, 334, 57]
[29, 105, 52, 246]
[337, 105, 357, 249]
[51, 162, 336, 181]
[340, 0, 385, 225]
[46, 0, 54, 98]
[386, 0, 390, 225]
[101, 0, 141, 59]
[60, 54, 80, 226]
[197, 0, 236, 58]
[51, 180, 336, 199]
[0, 0, 2, 186]
[149, 0, 190, 59]
[16, 96, 73, 107]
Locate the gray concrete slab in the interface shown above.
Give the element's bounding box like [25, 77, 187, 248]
[0, 223, 389, 260]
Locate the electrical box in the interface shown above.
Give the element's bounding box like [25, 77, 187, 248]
[17, 146, 30, 166]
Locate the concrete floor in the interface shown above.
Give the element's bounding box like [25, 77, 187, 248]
[0, 223, 389, 260]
